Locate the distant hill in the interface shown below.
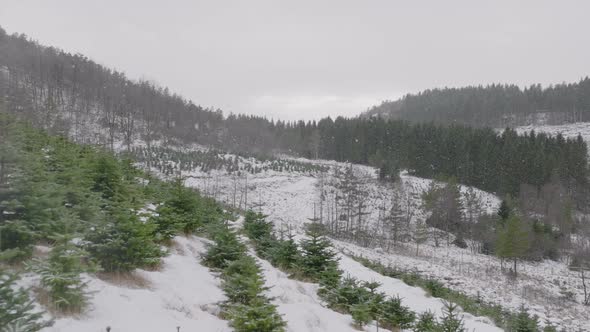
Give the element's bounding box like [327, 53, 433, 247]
[1, 26, 588, 202]
[363, 80, 590, 127]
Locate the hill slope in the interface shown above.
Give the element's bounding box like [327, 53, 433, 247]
[364, 79, 590, 127]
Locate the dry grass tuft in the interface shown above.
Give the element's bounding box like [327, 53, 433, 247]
[97, 271, 153, 289]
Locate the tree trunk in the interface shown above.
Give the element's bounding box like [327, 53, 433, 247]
[514, 259, 517, 276]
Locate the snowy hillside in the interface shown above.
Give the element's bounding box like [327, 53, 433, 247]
[515, 122, 590, 144]
[133, 143, 589, 331]
[13, 132, 585, 331]
[11, 121, 589, 331]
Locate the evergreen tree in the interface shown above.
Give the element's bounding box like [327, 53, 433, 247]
[154, 177, 207, 240]
[439, 301, 465, 332]
[228, 299, 285, 332]
[509, 306, 540, 332]
[496, 215, 531, 276]
[0, 117, 35, 262]
[299, 223, 339, 281]
[497, 197, 513, 223]
[85, 208, 163, 272]
[244, 211, 273, 241]
[413, 311, 439, 332]
[422, 179, 464, 244]
[320, 276, 362, 311]
[351, 302, 372, 328]
[379, 296, 416, 330]
[203, 226, 246, 269]
[0, 219, 34, 263]
[0, 271, 53, 331]
[385, 189, 407, 248]
[90, 153, 124, 200]
[31, 227, 96, 313]
[243, 210, 275, 256]
[268, 232, 300, 270]
[222, 255, 267, 305]
[317, 263, 342, 293]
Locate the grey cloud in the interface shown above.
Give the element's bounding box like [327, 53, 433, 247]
[1, 0, 589, 120]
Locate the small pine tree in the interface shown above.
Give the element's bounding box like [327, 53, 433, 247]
[90, 153, 124, 200]
[299, 223, 339, 281]
[228, 299, 286, 332]
[243, 211, 275, 256]
[203, 226, 246, 269]
[0, 219, 35, 263]
[509, 306, 540, 332]
[379, 296, 416, 330]
[269, 232, 300, 270]
[385, 189, 407, 248]
[351, 302, 372, 328]
[439, 301, 465, 332]
[222, 256, 267, 305]
[496, 215, 530, 276]
[152, 203, 184, 241]
[85, 209, 163, 272]
[317, 263, 342, 295]
[31, 231, 96, 313]
[321, 276, 361, 310]
[244, 211, 273, 241]
[413, 311, 439, 332]
[155, 177, 207, 237]
[0, 271, 53, 331]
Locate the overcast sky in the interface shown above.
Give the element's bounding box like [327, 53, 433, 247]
[1, 0, 590, 121]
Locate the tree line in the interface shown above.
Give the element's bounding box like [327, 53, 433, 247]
[364, 79, 590, 127]
[293, 118, 588, 203]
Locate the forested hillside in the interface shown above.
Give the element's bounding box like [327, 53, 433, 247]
[364, 80, 590, 127]
[2, 26, 588, 205]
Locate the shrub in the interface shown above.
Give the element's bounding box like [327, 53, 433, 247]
[425, 279, 447, 298]
[85, 209, 163, 272]
[351, 302, 372, 328]
[413, 311, 439, 332]
[31, 232, 96, 313]
[379, 296, 416, 330]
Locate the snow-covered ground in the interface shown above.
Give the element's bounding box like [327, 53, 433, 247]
[335, 240, 589, 331]
[150, 145, 588, 331]
[36, 236, 230, 332]
[122, 146, 505, 330]
[336, 253, 502, 332]
[515, 122, 590, 144]
[252, 249, 374, 332]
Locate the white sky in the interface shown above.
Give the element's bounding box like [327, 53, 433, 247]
[1, 0, 590, 121]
